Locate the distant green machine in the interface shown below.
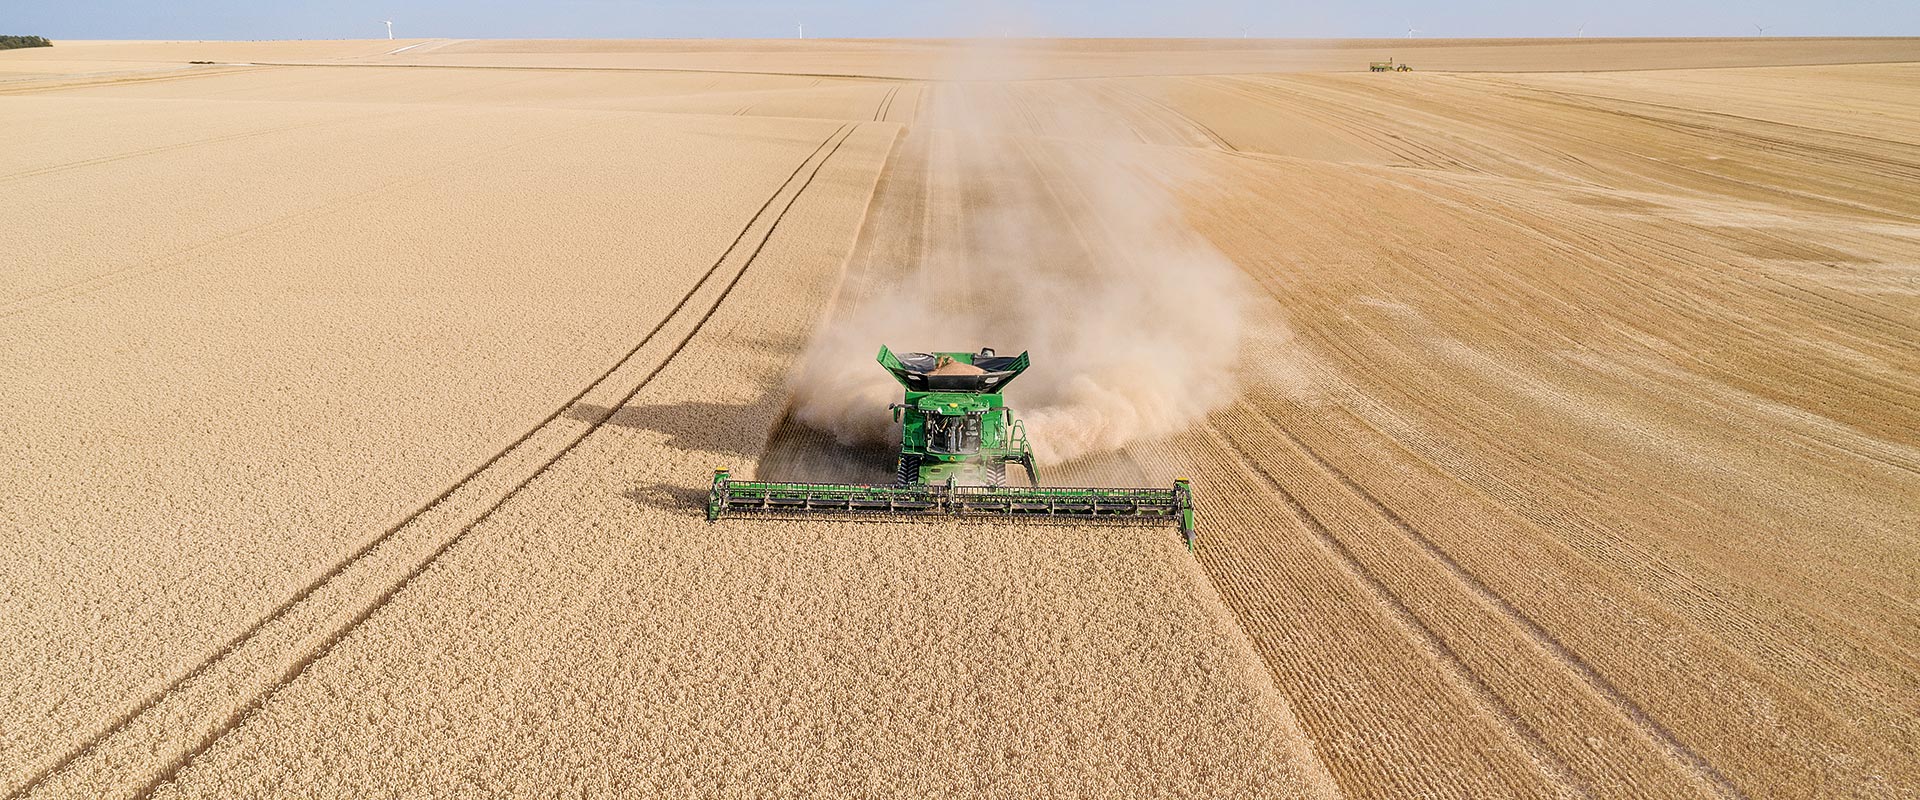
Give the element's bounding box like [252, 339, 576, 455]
[707, 346, 1197, 549]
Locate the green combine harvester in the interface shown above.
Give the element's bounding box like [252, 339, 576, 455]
[707, 346, 1197, 549]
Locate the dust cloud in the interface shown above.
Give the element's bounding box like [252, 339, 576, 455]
[790, 39, 1252, 465]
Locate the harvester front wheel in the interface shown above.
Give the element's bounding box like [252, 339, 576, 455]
[985, 462, 1006, 488]
[894, 455, 922, 486]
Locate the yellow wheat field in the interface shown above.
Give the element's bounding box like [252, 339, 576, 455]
[2, 36, 1916, 799]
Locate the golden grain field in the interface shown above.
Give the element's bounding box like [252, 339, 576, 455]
[2, 36, 1916, 799]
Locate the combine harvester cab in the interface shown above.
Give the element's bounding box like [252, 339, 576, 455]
[707, 346, 1198, 549]
[879, 345, 1036, 487]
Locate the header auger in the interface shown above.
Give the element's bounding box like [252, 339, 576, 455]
[706, 346, 1198, 549]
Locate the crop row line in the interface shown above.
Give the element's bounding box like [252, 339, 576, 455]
[1204, 419, 1589, 796]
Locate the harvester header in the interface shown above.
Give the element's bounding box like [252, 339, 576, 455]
[706, 346, 1198, 549]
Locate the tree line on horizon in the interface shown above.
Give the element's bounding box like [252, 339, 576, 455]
[1, 35, 53, 50]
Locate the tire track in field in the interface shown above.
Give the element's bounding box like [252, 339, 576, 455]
[1260, 285, 1920, 758]
[1510, 83, 1920, 189]
[0, 65, 269, 97]
[1164, 418, 1556, 796]
[1466, 75, 1920, 154]
[1248, 411, 1748, 800]
[1203, 420, 1590, 799]
[1404, 173, 1920, 443]
[129, 122, 859, 800]
[752, 123, 907, 483]
[897, 84, 925, 126]
[1410, 78, 1920, 222]
[872, 84, 900, 122]
[1115, 82, 1237, 151]
[1345, 166, 1920, 448]
[1084, 81, 1220, 149]
[11, 123, 857, 800]
[1213, 77, 1468, 171]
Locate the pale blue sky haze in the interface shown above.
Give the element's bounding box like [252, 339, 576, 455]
[8, 0, 1916, 41]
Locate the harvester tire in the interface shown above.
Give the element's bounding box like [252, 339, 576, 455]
[985, 462, 1006, 488]
[895, 455, 921, 486]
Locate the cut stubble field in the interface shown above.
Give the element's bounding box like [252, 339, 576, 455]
[1, 36, 1916, 799]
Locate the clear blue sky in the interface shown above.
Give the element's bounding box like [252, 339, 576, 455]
[10, 0, 1917, 40]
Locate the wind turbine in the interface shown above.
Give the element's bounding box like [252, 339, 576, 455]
[382, 20, 393, 40]
[1577, 23, 1586, 37]
[1754, 24, 1770, 35]
[1405, 23, 1421, 38]
[798, 23, 805, 39]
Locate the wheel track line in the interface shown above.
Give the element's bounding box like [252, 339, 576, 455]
[1228, 109, 1920, 775]
[1490, 183, 1920, 428]
[0, 64, 270, 97]
[1293, 75, 1597, 178]
[1275, 307, 1920, 727]
[1743, 252, 1920, 338]
[1471, 173, 1920, 353]
[1388, 172, 1920, 429]
[1083, 82, 1155, 145]
[1117, 81, 1236, 151]
[1502, 81, 1920, 185]
[1218, 76, 1455, 171]
[1297, 77, 1503, 172]
[1309, 364, 1920, 726]
[873, 84, 900, 122]
[129, 122, 858, 800]
[1115, 81, 1214, 147]
[1203, 419, 1589, 798]
[754, 124, 907, 477]
[7, 122, 853, 800]
[18, 120, 851, 797]
[1334, 231, 1901, 470]
[1232, 76, 1460, 170]
[1492, 96, 1920, 223]
[901, 83, 925, 126]
[1249, 411, 1748, 800]
[1179, 426, 1526, 795]
[1466, 74, 1920, 154]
